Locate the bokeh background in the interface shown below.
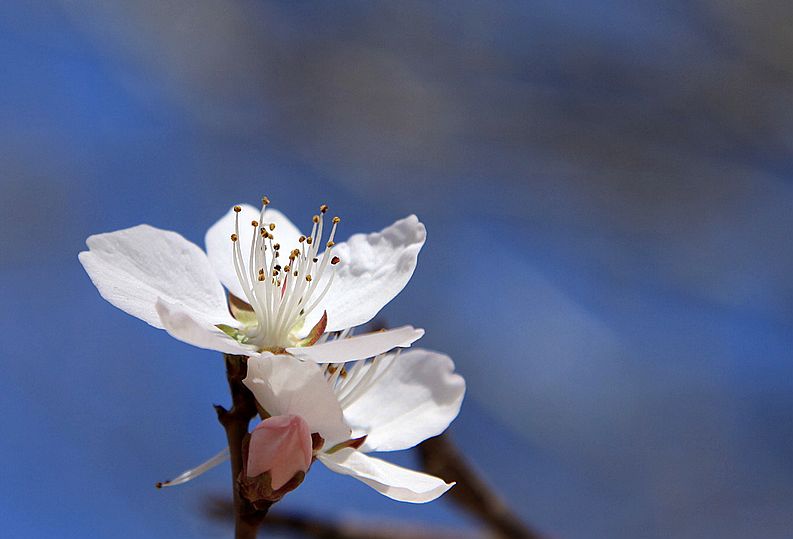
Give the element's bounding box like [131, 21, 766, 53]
[1, 1, 791, 538]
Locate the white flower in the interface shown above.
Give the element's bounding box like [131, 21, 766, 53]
[243, 348, 466, 503]
[78, 200, 426, 362]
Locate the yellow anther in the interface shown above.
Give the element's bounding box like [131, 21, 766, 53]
[319, 204, 328, 214]
[312, 215, 319, 224]
[262, 196, 270, 205]
[299, 235, 306, 243]
[305, 275, 312, 282]
[272, 269, 279, 277]
[284, 265, 291, 272]
[332, 216, 340, 224]
[274, 243, 280, 250]
[233, 206, 241, 213]
[258, 274, 265, 281]
[251, 220, 258, 227]
[306, 237, 313, 245]
[269, 223, 276, 231]
[326, 241, 335, 248]
[230, 233, 238, 242]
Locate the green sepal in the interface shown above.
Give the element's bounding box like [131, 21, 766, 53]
[215, 324, 249, 344]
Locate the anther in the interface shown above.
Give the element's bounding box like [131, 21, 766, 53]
[251, 220, 258, 227]
[312, 215, 319, 224]
[306, 237, 313, 245]
[313, 257, 318, 263]
[272, 269, 279, 277]
[331, 256, 340, 265]
[233, 206, 241, 213]
[305, 275, 312, 282]
[269, 223, 276, 231]
[332, 216, 340, 224]
[284, 265, 291, 272]
[262, 196, 270, 206]
[258, 274, 265, 281]
[326, 241, 335, 248]
[230, 233, 238, 242]
[299, 235, 306, 243]
[320, 204, 328, 214]
[274, 243, 280, 250]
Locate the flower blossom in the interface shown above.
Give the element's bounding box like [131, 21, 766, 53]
[78, 199, 425, 362]
[243, 348, 466, 503]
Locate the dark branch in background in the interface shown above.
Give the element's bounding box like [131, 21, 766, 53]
[215, 354, 271, 539]
[204, 496, 481, 539]
[417, 433, 545, 539]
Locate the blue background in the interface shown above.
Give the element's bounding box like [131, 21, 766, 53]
[1, 2, 791, 538]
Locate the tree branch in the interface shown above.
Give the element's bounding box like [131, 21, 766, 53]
[215, 354, 271, 539]
[417, 433, 544, 539]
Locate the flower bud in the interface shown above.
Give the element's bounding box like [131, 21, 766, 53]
[246, 415, 312, 490]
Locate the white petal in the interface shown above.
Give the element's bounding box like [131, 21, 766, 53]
[205, 204, 303, 299]
[244, 354, 351, 447]
[79, 224, 229, 329]
[305, 215, 426, 333]
[156, 298, 255, 356]
[318, 449, 453, 503]
[343, 349, 465, 452]
[286, 326, 424, 364]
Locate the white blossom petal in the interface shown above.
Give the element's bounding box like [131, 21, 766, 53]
[343, 349, 465, 452]
[156, 298, 255, 356]
[286, 326, 424, 364]
[318, 449, 453, 503]
[304, 215, 426, 333]
[244, 354, 351, 447]
[205, 204, 303, 299]
[78, 224, 229, 329]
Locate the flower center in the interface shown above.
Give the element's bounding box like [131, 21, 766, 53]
[230, 198, 341, 350]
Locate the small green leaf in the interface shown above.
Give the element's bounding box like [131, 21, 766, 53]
[215, 324, 249, 344]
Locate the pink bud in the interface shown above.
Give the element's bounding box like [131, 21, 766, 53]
[246, 415, 312, 490]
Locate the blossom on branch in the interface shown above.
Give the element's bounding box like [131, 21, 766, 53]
[78, 199, 425, 361]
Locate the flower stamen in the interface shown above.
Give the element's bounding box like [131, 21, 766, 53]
[229, 199, 343, 350]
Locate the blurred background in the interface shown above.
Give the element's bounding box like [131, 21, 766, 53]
[1, 1, 791, 537]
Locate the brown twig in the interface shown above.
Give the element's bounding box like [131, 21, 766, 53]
[203, 495, 483, 539]
[417, 433, 545, 539]
[264, 512, 481, 539]
[215, 354, 271, 539]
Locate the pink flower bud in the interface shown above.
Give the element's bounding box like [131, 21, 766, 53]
[246, 415, 312, 490]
